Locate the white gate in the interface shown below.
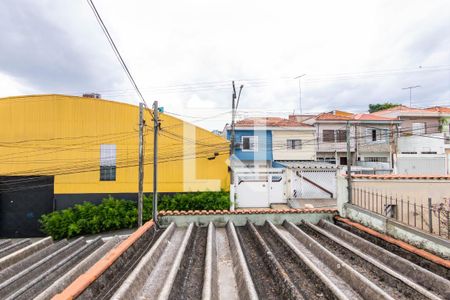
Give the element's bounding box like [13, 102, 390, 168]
[286, 168, 337, 199]
[234, 168, 285, 208]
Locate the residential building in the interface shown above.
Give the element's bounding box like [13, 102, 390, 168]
[353, 113, 400, 171]
[299, 111, 399, 171]
[302, 111, 356, 165]
[225, 117, 315, 168]
[372, 105, 450, 174]
[0, 94, 229, 236]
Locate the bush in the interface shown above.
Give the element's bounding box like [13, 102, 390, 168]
[40, 191, 229, 239]
[143, 190, 230, 218]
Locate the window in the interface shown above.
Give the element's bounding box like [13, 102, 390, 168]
[241, 136, 257, 151]
[366, 128, 388, 143]
[412, 122, 426, 135]
[322, 130, 335, 142]
[322, 130, 346, 143]
[287, 139, 302, 150]
[317, 156, 336, 164]
[364, 157, 388, 163]
[100, 144, 116, 181]
[371, 129, 377, 141]
[336, 130, 347, 142]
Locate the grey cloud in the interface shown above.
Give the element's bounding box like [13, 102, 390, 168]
[0, 0, 124, 94]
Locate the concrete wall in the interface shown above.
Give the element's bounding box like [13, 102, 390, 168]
[336, 174, 348, 215]
[344, 204, 450, 258]
[337, 175, 450, 257]
[352, 178, 450, 206]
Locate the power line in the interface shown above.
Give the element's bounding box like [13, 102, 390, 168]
[86, 0, 150, 110]
[51, 64, 450, 97]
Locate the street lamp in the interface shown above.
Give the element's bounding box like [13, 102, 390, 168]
[294, 74, 306, 115]
[402, 85, 421, 107]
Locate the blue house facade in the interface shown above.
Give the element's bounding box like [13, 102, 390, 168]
[226, 129, 273, 168]
[224, 116, 318, 168]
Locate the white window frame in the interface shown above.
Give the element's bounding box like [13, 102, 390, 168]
[241, 136, 258, 152]
[287, 139, 302, 150]
[365, 128, 389, 143]
[100, 144, 116, 181]
[364, 157, 388, 163]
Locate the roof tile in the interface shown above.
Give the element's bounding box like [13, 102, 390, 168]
[158, 208, 339, 216]
[352, 174, 450, 180]
[235, 117, 312, 127]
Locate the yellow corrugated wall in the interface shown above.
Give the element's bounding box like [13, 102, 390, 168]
[0, 94, 229, 194]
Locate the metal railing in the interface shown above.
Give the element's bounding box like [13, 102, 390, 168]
[351, 187, 450, 240]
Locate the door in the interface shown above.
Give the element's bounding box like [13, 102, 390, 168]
[269, 174, 285, 203]
[0, 176, 54, 237]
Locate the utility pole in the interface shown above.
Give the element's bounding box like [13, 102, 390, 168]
[152, 101, 159, 224]
[137, 103, 145, 227]
[230, 81, 243, 211]
[346, 121, 352, 203]
[294, 74, 306, 115]
[230, 82, 236, 186]
[402, 85, 420, 107]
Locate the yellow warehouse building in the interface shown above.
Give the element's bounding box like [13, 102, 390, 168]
[0, 94, 229, 236]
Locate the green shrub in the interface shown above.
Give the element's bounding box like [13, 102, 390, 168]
[40, 191, 229, 239]
[143, 190, 230, 217]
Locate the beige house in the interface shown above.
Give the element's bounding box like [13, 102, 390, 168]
[272, 128, 316, 161]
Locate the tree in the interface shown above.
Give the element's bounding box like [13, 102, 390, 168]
[368, 102, 400, 113]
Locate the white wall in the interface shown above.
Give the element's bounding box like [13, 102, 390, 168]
[396, 155, 446, 175]
[272, 130, 316, 161]
[398, 133, 445, 154]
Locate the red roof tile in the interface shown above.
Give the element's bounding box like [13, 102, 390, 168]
[352, 113, 397, 121]
[424, 106, 450, 113]
[372, 105, 432, 115]
[158, 208, 338, 216]
[316, 113, 353, 120]
[316, 112, 397, 121]
[352, 174, 450, 180]
[235, 117, 312, 127]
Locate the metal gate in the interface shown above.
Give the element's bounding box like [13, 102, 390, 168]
[286, 167, 337, 199]
[234, 169, 285, 208]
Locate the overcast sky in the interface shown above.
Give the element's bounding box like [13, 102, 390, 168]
[0, 0, 449, 130]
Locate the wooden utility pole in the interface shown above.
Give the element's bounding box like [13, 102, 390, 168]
[346, 121, 352, 203]
[138, 103, 145, 227]
[152, 101, 159, 224]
